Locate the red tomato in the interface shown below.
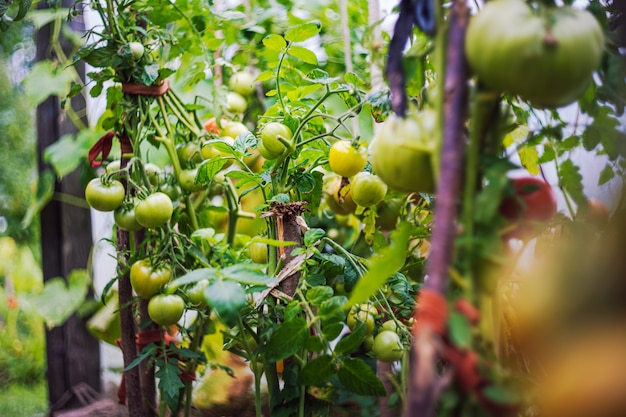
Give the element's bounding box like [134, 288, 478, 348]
[499, 176, 557, 240]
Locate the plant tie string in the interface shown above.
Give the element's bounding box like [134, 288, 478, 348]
[88, 133, 134, 168]
[121, 79, 170, 96]
[413, 288, 508, 412]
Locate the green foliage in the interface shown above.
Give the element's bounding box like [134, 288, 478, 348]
[0, 382, 47, 417]
[18, 0, 623, 415]
[0, 58, 38, 248]
[19, 269, 90, 329]
[0, 239, 46, 387]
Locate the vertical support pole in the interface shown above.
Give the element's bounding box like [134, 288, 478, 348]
[36, 0, 101, 407]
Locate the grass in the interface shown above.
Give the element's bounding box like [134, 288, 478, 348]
[0, 381, 47, 417]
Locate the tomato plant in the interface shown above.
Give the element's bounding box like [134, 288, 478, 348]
[85, 177, 125, 212]
[148, 294, 185, 326]
[328, 141, 367, 178]
[130, 260, 172, 299]
[40, 0, 623, 414]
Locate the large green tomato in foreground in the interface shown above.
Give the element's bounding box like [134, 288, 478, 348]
[369, 109, 438, 194]
[465, 0, 604, 108]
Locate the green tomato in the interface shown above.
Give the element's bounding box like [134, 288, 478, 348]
[376, 199, 402, 231]
[257, 139, 282, 160]
[347, 304, 378, 335]
[324, 175, 357, 215]
[148, 294, 185, 326]
[135, 192, 173, 229]
[370, 109, 437, 193]
[85, 178, 125, 212]
[328, 141, 368, 178]
[130, 259, 172, 299]
[350, 172, 387, 207]
[381, 320, 398, 332]
[260, 122, 293, 155]
[226, 92, 248, 114]
[105, 160, 122, 173]
[160, 182, 180, 201]
[372, 330, 404, 362]
[127, 42, 145, 60]
[465, 0, 604, 108]
[179, 168, 205, 193]
[144, 163, 161, 187]
[248, 241, 269, 264]
[363, 334, 375, 352]
[229, 71, 256, 96]
[188, 279, 209, 308]
[177, 142, 203, 168]
[220, 121, 249, 140]
[114, 202, 143, 232]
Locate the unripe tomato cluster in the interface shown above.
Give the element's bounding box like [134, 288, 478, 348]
[346, 304, 406, 362]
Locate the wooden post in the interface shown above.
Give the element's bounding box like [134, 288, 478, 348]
[36, 0, 102, 408]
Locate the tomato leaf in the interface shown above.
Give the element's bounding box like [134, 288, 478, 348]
[482, 385, 521, 405]
[598, 163, 615, 186]
[337, 358, 385, 396]
[304, 336, 325, 353]
[197, 158, 228, 184]
[448, 310, 472, 349]
[44, 130, 103, 179]
[304, 68, 339, 85]
[298, 354, 335, 386]
[304, 228, 325, 247]
[347, 222, 411, 307]
[285, 22, 321, 43]
[19, 269, 90, 329]
[265, 317, 309, 362]
[124, 343, 158, 371]
[222, 264, 274, 285]
[24, 60, 76, 106]
[334, 323, 366, 355]
[305, 285, 334, 306]
[169, 268, 217, 288]
[518, 145, 539, 175]
[558, 159, 587, 208]
[288, 45, 318, 65]
[262, 34, 287, 51]
[204, 280, 246, 326]
[256, 70, 273, 82]
[156, 358, 184, 410]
